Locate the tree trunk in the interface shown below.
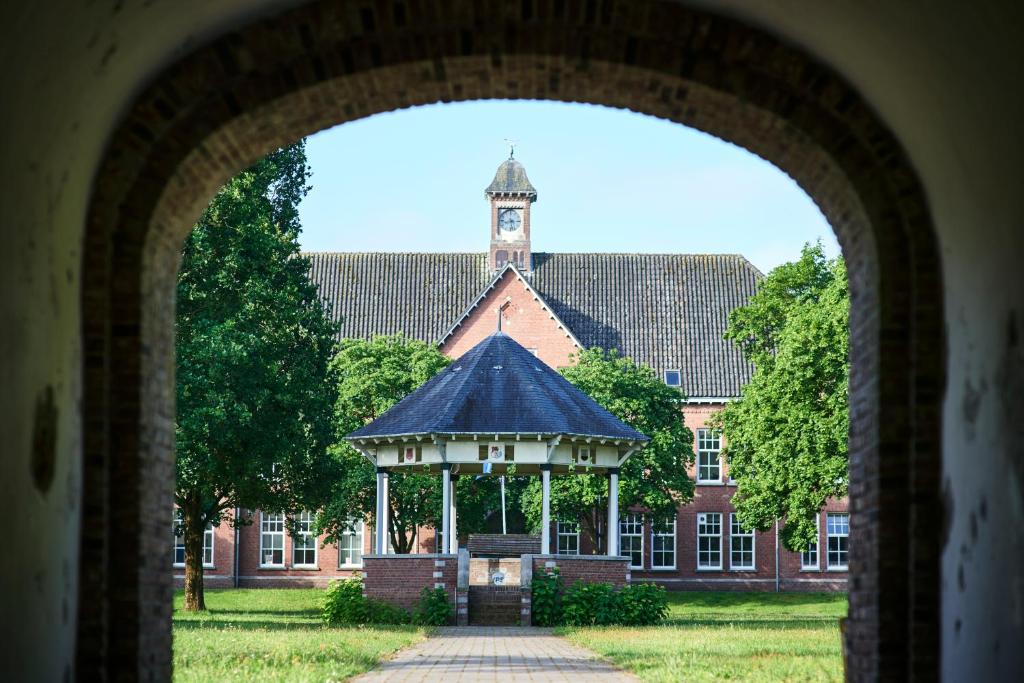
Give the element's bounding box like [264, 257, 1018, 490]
[182, 498, 207, 611]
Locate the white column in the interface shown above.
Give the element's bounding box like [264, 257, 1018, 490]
[441, 465, 452, 555]
[449, 476, 458, 554]
[607, 468, 620, 556]
[376, 468, 390, 554]
[541, 465, 551, 554]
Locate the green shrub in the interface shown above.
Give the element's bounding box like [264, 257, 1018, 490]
[616, 582, 669, 625]
[413, 586, 451, 626]
[530, 567, 562, 626]
[323, 578, 411, 625]
[562, 580, 621, 626]
[365, 598, 412, 625]
[323, 578, 369, 625]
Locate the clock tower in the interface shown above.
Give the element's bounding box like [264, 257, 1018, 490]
[486, 154, 537, 272]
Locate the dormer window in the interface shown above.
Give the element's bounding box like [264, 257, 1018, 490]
[664, 370, 681, 387]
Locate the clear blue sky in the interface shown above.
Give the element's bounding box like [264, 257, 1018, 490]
[298, 101, 839, 274]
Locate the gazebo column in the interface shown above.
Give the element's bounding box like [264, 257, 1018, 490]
[375, 467, 390, 554]
[540, 464, 552, 554]
[449, 475, 458, 553]
[441, 463, 452, 554]
[607, 468, 620, 556]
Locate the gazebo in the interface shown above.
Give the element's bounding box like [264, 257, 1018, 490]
[346, 330, 649, 623]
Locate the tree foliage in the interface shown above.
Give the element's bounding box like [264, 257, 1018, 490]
[713, 243, 849, 550]
[175, 141, 340, 609]
[523, 348, 694, 549]
[318, 335, 450, 553]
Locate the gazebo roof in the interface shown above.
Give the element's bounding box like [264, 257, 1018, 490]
[346, 332, 648, 444]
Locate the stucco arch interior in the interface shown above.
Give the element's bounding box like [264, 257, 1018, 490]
[74, 2, 944, 681]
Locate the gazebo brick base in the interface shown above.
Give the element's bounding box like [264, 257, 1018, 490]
[519, 554, 631, 626]
[362, 554, 459, 624]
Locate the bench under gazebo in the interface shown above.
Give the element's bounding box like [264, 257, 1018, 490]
[346, 330, 648, 624]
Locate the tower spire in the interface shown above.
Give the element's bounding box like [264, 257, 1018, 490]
[504, 138, 518, 159]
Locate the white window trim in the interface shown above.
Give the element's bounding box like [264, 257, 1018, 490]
[696, 512, 722, 571]
[801, 515, 821, 571]
[826, 512, 850, 571]
[260, 512, 286, 568]
[173, 514, 215, 569]
[729, 513, 756, 571]
[651, 515, 677, 571]
[338, 520, 365, 569]
[556, 519, 580, 556]
[663, 369, 681, 387]
[696, 428, 723, 485]
[619, 513, 645, 570]
[291, 511, 318, 569]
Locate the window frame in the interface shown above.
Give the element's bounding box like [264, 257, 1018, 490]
[338, 519, 365, 569]
[663, 369, 681, 387]
[556, 519, 580, 555]
[619, 513, 645, 570]
[826, 512, 850, 571]
[172, 512, 214, 569]
[651, 515, 677, 570]
[697, 512, 723, 570]
[729, 513, 755, 571]
[696, 428, 723, 484]
[259, 511, 286, 568]
[801, 515, 821, 570]
[291, 510, 318, 568]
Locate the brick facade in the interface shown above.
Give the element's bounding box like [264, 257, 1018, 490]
[81, 0, 945, 679]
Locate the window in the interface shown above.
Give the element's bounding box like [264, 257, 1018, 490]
[338, 520, 364, 568]
[651, 516, 676, 569]
[729, 514, 755, 570]
[697, 512, 722, 569]
[663, 370, 681, 387]
[292, 511, 317, 567]
[260, 512, 285, 567]
[619, 513, 644, 569]
[801, 516, 820, 570]
[697, 429, 722, 483]
[172, 513, 214, 567]
[557, 519, 580, 555]
[826, 513, 849, 570]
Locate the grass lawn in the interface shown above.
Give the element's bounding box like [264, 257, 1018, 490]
[560, 591, 847, 683]
[173, 589, 425, 682]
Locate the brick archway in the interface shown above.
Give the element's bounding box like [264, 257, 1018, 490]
[81, 1, 942, 680]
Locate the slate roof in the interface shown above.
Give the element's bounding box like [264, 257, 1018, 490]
[347, 332, 649, 442]
[485, 158, 537, 197]
[304, 252, 761, 398]
[467, 534, 541, 557]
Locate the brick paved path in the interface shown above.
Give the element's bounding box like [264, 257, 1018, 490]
[352, 626, 638, 682]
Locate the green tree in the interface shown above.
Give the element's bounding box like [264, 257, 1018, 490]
[713, 243, 849, 550]
[176, 141, 340, 610]
[318, 335, 450, 553]
[522, 348, 695, 551]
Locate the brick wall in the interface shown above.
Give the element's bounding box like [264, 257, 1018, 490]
[363, 554, 458, 621]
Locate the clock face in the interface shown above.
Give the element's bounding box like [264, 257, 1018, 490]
[498, 208, 522, 232]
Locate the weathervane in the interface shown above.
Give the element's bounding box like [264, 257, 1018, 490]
[504, 138, 519, 159]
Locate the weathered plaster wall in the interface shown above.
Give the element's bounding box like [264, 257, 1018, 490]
[0, 0, 1021, 680]
[0, 2, 305, 679]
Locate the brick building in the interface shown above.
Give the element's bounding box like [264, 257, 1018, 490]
[175, 155, 848, 592]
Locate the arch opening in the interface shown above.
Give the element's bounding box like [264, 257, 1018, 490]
[79, 1, 943, 680]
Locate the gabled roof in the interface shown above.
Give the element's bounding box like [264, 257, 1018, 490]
[437, 262, 583, 349]
[305, 252, 761, 398]
[346, 332, 649, 442]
